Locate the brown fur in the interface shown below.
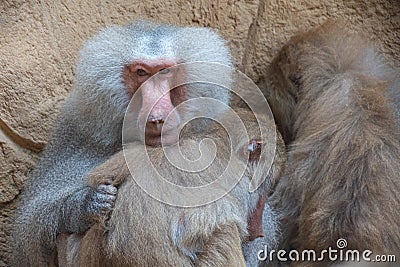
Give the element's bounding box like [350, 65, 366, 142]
[262, 21, 400, 265]
[58, 107, 286, 266]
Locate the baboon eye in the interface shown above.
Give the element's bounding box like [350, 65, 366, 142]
[136, 69, 149, 76]
[159, 68, 170, 74]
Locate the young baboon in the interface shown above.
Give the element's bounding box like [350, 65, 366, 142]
[57, 107, 286, 267]
[261, 21, 400, 265]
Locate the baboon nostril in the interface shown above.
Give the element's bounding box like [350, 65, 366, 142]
[153, 119, 164, 124]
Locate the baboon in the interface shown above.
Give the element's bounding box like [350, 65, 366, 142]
[57, 107, 286, 267]
[261, 21, 400, 265]
[11, 20, 283, 266]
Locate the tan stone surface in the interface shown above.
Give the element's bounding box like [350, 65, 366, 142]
[242, 0, 400, 82]
[0, 201, 18, 267]
[0, 0, 398, 265]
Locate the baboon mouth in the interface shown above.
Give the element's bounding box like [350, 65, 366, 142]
[145, 132, 178, 147]
[145, 122, 178, 135]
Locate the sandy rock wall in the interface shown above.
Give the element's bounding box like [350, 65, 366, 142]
[0, 0, 398, 265]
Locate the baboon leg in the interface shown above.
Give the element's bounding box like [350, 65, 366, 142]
[56, 233, 83, 267]
[196, 223, 246, 267]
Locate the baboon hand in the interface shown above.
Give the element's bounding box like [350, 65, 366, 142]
[86, 183, 118, 221]
[247, 139, 263, 162]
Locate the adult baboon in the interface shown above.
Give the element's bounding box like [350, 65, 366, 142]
[12, 20, 285, 266]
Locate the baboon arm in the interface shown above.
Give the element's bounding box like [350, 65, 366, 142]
[196, 223, 246, 267]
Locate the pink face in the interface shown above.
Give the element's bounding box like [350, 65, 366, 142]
[123, 59, 187, 146]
